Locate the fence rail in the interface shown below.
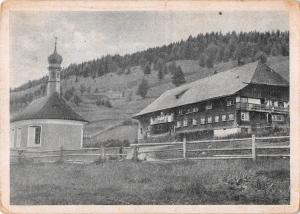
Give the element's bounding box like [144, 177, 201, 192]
[131, 135, 290, 162]
[10, 135, 290, 164]
[10, 146, 129, 164]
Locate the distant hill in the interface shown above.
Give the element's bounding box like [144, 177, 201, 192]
[13, 56, 288, 146]
[10, 30, 289, 146]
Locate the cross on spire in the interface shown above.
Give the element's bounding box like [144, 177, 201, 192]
[54, 36, 57, 52]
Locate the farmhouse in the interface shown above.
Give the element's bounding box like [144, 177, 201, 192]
[10, 40, 88, 150]
[133, 60, 289, 143]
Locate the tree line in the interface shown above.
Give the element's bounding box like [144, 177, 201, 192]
[11, 30, 289, 92]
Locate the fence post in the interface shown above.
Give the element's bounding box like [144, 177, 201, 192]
[17, 150, 23, 164]
[133, 145, 138, 162]
[101, 146, 105, 161]
[251, 134, 256, 161]
[59, 146, 64, 162]
[183, 137, 187, 160]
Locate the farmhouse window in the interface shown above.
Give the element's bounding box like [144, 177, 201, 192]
[214, 116, 220, 123]
[207, 116, 212, 124]
[200, 118, 205, 124]
[193, 107, 199, 113]
[226, 99, 235, 106]
[183, 119, 188, 127]
[205, 103, 212, 110]
[272, 114, 284, 122]
[248, 98, 261, 105]
[186, 108, 192, 114]
[278, 102, 284, 108]
[221, 114, 226, 121]
[240, 97, 248, 103]
[192, 119, 197, 125]
[28, 126, 41, 147]
[228, 114, 234, 121]
[241, 112, 250, 121]
[177, 121, 182, 127]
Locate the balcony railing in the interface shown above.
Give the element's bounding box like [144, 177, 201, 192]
[150, 114, 174, 125]
[236, 102, 289, 114]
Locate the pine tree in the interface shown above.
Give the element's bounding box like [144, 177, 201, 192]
[206, 57, 214, 68]
[158, 67, 164, 81]
[143, 63, 151, 75]
[136, 79, 149, 99]
[168, 61, 177, 74]
[172, 66, 186, 87]
[199, 54, 206, 67]
[162, 64, 168, 74]
[270, 43, 279, 56]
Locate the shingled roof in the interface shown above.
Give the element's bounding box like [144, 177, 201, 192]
[11, 92, 88, 123]
[134, 61, 288, 118]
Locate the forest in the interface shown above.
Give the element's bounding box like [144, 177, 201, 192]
[11, 30, 289, 93]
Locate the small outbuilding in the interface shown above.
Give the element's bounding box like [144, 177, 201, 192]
[10, 39, 88, 151]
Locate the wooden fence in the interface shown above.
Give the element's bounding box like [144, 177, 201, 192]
[131, 135, 290, 162]
[10, 135, 289, 164]
[10, 146, 130, 164]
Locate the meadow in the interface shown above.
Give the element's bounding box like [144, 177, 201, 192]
[10, 158, 289, 205]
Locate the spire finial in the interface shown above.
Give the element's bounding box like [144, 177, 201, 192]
[54, 36, 57, 52]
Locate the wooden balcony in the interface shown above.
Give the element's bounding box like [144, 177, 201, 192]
[150, 114, 174, 125]
[236, 103, 289, 114]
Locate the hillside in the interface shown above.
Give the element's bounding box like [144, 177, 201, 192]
[11, 56, 289, 146]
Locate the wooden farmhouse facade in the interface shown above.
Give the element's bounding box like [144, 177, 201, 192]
[133, 61, 289, 143]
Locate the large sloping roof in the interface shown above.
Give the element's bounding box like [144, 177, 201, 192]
[134, 61, 288, 118]
[11, 92, 88, 123]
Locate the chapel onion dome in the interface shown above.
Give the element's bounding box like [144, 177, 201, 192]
[48, 43, 63, 65]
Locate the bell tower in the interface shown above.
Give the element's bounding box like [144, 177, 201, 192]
[47, 37, 63, 96]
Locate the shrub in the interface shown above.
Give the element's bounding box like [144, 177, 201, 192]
[79, 84, 86, 94]
[96, 97, 112, 108]
[64, 88, 75, 101]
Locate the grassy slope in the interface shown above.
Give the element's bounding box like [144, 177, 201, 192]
[81, 56, 289, 143]
[10, 56, 289, 143]
[10, 158, 289, 205]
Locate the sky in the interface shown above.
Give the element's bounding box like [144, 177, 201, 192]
[10, 11, 288, 88]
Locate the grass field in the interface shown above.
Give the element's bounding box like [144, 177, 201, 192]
[10, 158, 289, 205]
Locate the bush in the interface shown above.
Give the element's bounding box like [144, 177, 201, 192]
[96, 97, 112, 108]
[79, 84, 86, 94]
[64, 88, 75, 101]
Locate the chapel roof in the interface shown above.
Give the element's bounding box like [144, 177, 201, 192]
[11, 92, 87, 123]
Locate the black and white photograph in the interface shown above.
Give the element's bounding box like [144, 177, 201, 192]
[1, 0, 300, 213]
